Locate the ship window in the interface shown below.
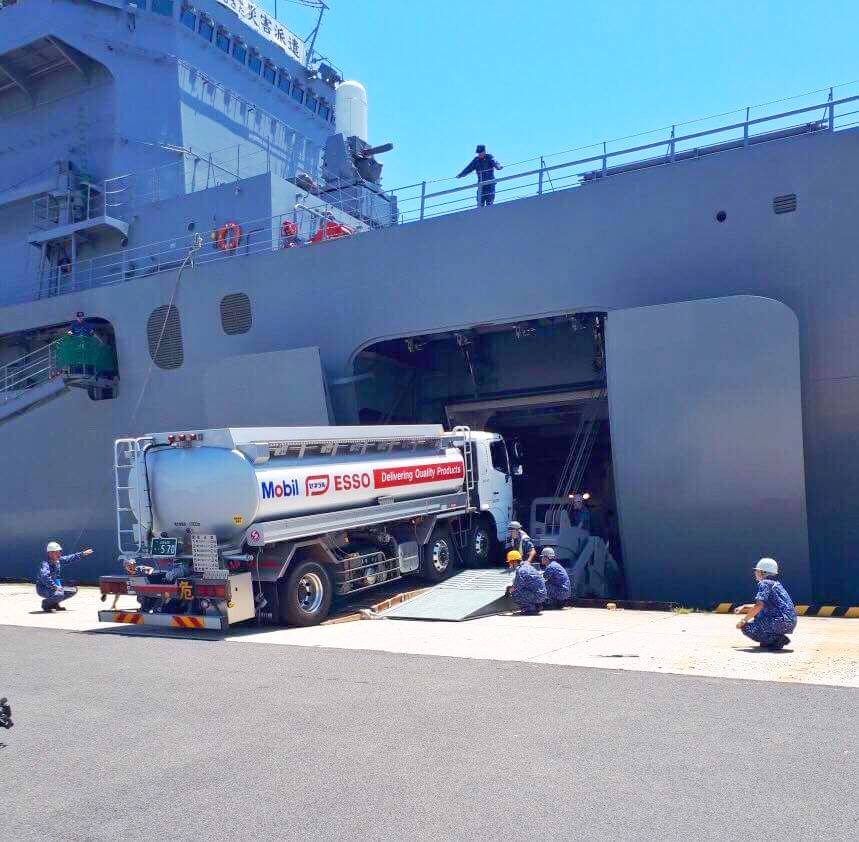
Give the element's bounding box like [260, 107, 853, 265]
[263, 63, 276, 84]
[216, 29, 231, 53]
[220, 294, 253, 335]
[232, 41, 247, 63]
[151, 0, 173, 16]
[305, 92, 318, 113]
[198, 17, 214, 41]
[773, 194, 797, 214]
[248, 51, 262, 74]
[319, 104, 330, 121]
[278, 71, 291, 94]
[180, 6, 196, 29]
[147, 305, 184, 370]
[291, 86, 304, 104]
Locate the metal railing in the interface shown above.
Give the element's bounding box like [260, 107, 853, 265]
[32, 182, 111, 229]
[389, 86, 859, 223]
[1, 341, 58, 404]
[1, 202, 365, 306]
[102, 141, 323, 215]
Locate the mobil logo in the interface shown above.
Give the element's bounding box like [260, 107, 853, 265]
[305, 475, 330, 496]
[260, 477, 301, 499]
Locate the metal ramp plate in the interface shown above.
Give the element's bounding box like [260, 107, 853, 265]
[384, 569, 513, 621]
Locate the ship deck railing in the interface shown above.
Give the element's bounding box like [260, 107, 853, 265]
[390, 84, 859, 223]
[4, 85, 859, 307]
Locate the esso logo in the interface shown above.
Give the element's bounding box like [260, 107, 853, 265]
[334, 472, 371, 492]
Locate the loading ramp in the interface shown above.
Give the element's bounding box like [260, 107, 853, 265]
[383, 569, 513, 621]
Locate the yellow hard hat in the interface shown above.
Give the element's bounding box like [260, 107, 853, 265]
[506, 549, 522, 564]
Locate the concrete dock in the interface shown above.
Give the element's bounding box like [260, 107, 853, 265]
[2, 584, 855, 687]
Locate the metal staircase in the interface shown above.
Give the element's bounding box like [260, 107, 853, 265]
[0, 341, 68, 422]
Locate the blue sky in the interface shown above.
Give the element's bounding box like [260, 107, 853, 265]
[263, 1, 859, 191]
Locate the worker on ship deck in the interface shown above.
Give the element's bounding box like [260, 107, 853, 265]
[734, 558, 797, 650]
[505, 520, 536, 565]
[456, 145, 503, 207]
[68, 311, 97, 338]
[506, 549, 546, 615]
[36, 541, 93, 612]
[540, 547, 571, 609]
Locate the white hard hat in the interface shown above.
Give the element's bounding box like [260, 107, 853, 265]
[540, 547, 556, 559]
[46, 541, 63, 553]
[508, 521, 522, 530]
[754, 558, 779, 575]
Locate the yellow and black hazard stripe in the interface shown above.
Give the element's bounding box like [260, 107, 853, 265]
[112, 612, 143, 624]
[170, 615, 206, 629]
[712, 603, 859, 618]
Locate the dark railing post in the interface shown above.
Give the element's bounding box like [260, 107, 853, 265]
[601, 142, 607, 175]
[744, 107, 750, 146]
[419, 181, 426, 221]
[669, 125, 676, 161]
[828, 87, 835, 131]
[538, 157, 545, 195]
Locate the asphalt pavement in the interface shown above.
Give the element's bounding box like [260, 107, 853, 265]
[2, 625, 857, 841]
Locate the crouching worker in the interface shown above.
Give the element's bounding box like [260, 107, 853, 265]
[36, 541, 93, 612]
[734, 558, 797, 650]
[540, 547, 570, 609]
[506, 549, 547, 615]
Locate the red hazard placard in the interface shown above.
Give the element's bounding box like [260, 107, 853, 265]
[373, 461, 464, 489]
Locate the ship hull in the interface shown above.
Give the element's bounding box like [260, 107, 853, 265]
[2, 127, 858, 605]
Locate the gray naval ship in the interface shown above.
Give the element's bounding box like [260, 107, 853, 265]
[1, 0, 858, 608]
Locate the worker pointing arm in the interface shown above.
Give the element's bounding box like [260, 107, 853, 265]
[36, 541, 93, 613]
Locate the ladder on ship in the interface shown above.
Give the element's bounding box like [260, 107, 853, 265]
[545, 386, 607, 531]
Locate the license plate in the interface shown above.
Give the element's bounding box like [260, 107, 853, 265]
[151, 537, 178, 557]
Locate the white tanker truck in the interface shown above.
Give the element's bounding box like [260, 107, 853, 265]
[98, 425, 516, 630]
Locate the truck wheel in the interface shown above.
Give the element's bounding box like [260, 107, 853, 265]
[469, 518, 497, 567]
[278, 560, 333, 627]
[421, 527, 454, 583]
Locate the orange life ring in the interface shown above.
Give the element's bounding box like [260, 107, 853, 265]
[215, 222, 241, 251]
[280, 219, 298, 240]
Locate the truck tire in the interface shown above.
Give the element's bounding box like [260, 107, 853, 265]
[278, 560, 333, 627]
[421, 527, 454, 583]
[468, 517, 497, 567]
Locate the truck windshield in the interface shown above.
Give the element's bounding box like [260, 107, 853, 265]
[490, 439, 510, 476]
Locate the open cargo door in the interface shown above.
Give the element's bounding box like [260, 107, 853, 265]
[605, 296, 811, 605]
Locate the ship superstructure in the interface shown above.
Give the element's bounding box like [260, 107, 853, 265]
[1, 0, 858, 608]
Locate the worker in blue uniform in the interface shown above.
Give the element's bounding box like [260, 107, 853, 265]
[505, 520, 536, 564]
[456, 145, 503, 207]
[571, 494, 591, 532]
[539, 547, 571, 609]
[36, 541, 93, 612]
[734, 558, 797, 650]
[506, 549, 547, 615]
[68, 311, 96, 337]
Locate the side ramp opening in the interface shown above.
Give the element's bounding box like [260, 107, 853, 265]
[383, 569, 513, 621]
